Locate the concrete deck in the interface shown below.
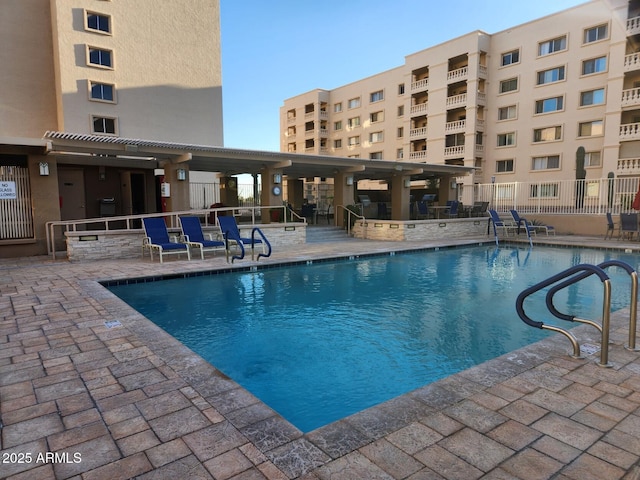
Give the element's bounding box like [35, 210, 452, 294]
[2, 233, 640, 479]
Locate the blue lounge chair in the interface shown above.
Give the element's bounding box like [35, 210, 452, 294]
[620, 213, 639, 241]
[217, 215, 266, 254]
[179, 216, 225, 259]
[142, 217, 191, 263]
[447, 200, 459, 218]
[604, 212, 616, 240]
[416, 201, 431, 219]
[488, 209, 517, 240]
[510, 210, 555, 236]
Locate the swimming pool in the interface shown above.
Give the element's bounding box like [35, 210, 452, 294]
[107, 245, 637, 432]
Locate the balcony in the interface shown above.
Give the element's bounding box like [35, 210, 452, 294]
[444, 145, 465, 158]
[409, 127, 427, 138]
[447, 66, 468, 82]
[478, 65, 488, 78]
[624, 52, 640, 72]
[319, 128, 329, 137]
[409, 150, 428, 160]
[476, 119, 485, 130]
[628, 15, 640, 36]
[445, 119, 466, 133]
[620, 122, 640, 141]
[410, 102, 429, 116]
[410, 78, 429, 92]
[446, 93, 467, 109]
[622, 87, 640, 108]
[618, 157, 640, 174]
[475, 144, 484, 156]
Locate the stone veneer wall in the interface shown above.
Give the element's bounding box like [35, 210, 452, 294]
[65, 223, 306, 262]
[351, 218, 489, 241]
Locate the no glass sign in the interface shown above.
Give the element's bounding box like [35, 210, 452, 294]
[0, 182, 16, 199]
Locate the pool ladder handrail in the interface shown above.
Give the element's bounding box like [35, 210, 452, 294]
[223, 227, 272, 263]
[545, 260, 639, 353]
[251, 227, 272, 261]
[515, 263, 612, 366]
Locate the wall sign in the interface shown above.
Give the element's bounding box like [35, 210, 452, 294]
[0, 181, 16, 199]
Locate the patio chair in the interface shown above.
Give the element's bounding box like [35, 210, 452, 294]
[416, 201, 431, 219]
[142, 217, 191, 263]
[179, 216, 225, 259]
[217, 215, 266, 255]
[604, 212, 616, 240]
[510, 209, 555, 236]
[619, 213, 639, 241]
[377, 202, 390, 220]
[470, 201, 489, 217]
[446, 200, 459, 218]
[488, 209, 517, 238]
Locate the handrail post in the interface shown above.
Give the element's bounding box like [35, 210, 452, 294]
[628, 271, 639, 351]
[599, 279, 613, 367]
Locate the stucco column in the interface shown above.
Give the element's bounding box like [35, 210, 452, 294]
[391, 175, 411, 220]
[438, 176, 454, 205]
[163, 163, 190, 212]
[219, 176, 239, 207]
[333, 171, 355, 227]
[260, 168, 284, 223]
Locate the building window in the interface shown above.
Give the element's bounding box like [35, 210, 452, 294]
[334, 139, 342, 149]
[348, 97, 360, 109]
[537, 66, 565, 85]
[499, 78, 518, 93]
[496, 159, 514, 173]
[533, 126, 562, 142]
[370, 90, 384, 103]
[397, 127, 404, 138]
[86, 11, 111, 33]
[582, 56, 607, 75]
[535, 96, 564, 114]
[531, 155, 560, 170]
[498, 105, 517, 121]
[334, 102, 342, 113]
[370, 111, 383, 123]
[397, 148, 404, 159]
[585, 151, 601, 167]
[92, 116, 117, 134]
[578, 120, 603, 137]
[369, 131, 384, 143]
[538, 36, 567, 56]
[305, 121, 314, 132]
[87, 46, 113, 68]
[334, 120, 342, 131]
[530, 183, 559, 198]
[369, 152, 383, 160]
[580, 88, 605, 106]
[398, 84, 405, 95]
[397, 105, 404, 117]
[497, 132, 516, 147]
[347, 117, 360, 128]
[287, 109, 296, 120]
[287, 143, 296, 153]
[501, 49, 520, 66]
[347, 136, 360, 146]
[89, 81, 115, 102]
[584, 24, 608, 43]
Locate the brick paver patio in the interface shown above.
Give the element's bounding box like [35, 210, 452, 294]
[2, 235, 640, 479]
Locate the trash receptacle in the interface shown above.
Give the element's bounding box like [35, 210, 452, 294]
[99, 198, 116, 217]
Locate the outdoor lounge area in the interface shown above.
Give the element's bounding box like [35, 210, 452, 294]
[2, 234, 640, 479]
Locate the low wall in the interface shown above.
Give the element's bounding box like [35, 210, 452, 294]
[351, 217, 489, 241]
[521, 214, 606, 236]
[65, 223, 306, 262]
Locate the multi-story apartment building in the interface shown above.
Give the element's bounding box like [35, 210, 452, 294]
[0, 0, 222, 255]
[280, 0, 640, 201]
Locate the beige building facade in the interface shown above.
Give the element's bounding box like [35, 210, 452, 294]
[280, 0, 640, 193]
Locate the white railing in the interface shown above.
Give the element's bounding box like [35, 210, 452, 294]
[464, 177, 640, 216]
[447, 66, 468, 82]
[409, 150, 428, 160]
[621, 87, 640, 107]
[446, 93, 467, 108]
[478, 65, 487, 78]
[409, 127, 427, 138]
[628, 15, 640, 36]
[620, 122, 640, 140]
[624, 52, 640, 72]
[444, 145, 465, 157]
[618, 157, 640, 174]
[445, 119, 466, 132]
[410, 102, 428, 115]
[410, 78, 429, 92]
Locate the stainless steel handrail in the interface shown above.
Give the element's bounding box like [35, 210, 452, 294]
[334, 205, 366, 237]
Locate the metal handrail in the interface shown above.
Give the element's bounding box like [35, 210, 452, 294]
[251, 227, 272, 261]
[545, 260, 638, 351]
[334, 205, 366, 236]
[45, 205, 293, 260]
[516, 264, 612, 366]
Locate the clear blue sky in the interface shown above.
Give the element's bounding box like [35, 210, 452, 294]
[220, 0, 587, 152]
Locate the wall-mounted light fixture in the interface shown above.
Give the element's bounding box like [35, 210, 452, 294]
[273, 173, 282, 184]
[39, 162, 50, 176]
[450, 180, 457, 189]
[177, 168, 186, 181]
[346, 175, 354, 186]
[404, 178, 411, 188]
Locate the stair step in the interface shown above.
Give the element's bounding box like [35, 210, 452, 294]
[305, 226, 354, 243]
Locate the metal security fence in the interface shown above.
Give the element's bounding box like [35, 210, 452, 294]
[188, 182, 261, 209]
[464, 177, 640, 215]
[0, 166, 34, 240]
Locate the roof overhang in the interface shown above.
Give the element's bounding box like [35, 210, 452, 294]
[42, 131, 474, 181]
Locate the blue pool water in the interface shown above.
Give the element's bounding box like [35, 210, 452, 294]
[108, 245, 638, 432]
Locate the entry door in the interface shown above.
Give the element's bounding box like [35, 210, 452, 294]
[58, 169, 86, 220]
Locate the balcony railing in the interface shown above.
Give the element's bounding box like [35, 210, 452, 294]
[618, 157, 640, 175]
[409, 127, 427, 138]
[444, 145, 465, 158]
[478, 65, 488, 78]
[475, 144, 484, 156]
[620, 122, 640, 141]
[410, 102, 428, 116]
[409, 150, 427, 160]
[410, 78, 429, 92]
[624, 52, 640, 72]
[476, 119, 485, 130]
[446, 93, 467, 108]
[622, 87, 640, 108]
[447, 66, 468, 82]
[628, 15, 640, 36]
[445, 119, 466, 132]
